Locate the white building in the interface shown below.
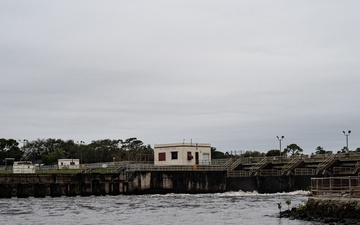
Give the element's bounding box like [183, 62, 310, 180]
[154, 143, 211, 166]
[13, 161, 36, 174]
[58, 159, 80, 169]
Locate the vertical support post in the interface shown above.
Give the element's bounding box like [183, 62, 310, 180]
[343, 130, 351, 153]
[349, 176, 351, 199]
[330, 177, 332, 197]
[276, 136, 284, 159]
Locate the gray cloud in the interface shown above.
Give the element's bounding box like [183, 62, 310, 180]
[1, 1, 360, 154]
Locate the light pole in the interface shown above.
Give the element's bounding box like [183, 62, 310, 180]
[342, 130, 351, 152]
[18, 139, 28, 160]
[18, 139, 28, 147]
[77, 141, 85, 164]
[277, 136, 284, 157]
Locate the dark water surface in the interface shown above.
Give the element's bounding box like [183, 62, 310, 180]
[0, 191, 325, 225]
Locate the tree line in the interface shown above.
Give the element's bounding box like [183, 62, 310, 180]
[0, 137, 153, 165]
[214, 144, 360, 159]
[1, 138, 360, 165]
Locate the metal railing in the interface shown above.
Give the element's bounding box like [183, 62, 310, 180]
[333, 167, 354, 175]
[249, 157, 269, 175]
[281, 156, 303, 175]
[212, 158, 232, 165]
[294, 168, 315, 176]
[311, 177, 360, 198]
[126, 164, 226, 172]
[316, 154, 336, 174]
[227, 170, 249, 177]
[3, 153, 360, 174]
[258, 169, 280, 176]
[239, 157, 266, 164]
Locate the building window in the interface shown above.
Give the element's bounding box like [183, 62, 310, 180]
[171, 152, 178, 160]
[159, 152, 166, 161]
[187, 152, 193, 160]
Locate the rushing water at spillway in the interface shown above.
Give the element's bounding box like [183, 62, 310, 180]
[0, 191, 325, 225]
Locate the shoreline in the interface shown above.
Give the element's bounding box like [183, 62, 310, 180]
[280, 197, 360, 225]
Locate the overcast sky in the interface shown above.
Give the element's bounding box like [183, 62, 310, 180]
[1, 1, 360, 154]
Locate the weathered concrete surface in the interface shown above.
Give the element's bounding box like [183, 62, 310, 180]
[0, 174, 124, 198]
[128, 171, 227, 194]
[128, 172, 312, 194]
[0, 172, 228, 197]
[0, 172, 314, 197]
[226, 175, 312, 193]
[226, 177, 257, 192]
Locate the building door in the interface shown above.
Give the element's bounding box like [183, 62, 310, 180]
[195, 152, 199, 165]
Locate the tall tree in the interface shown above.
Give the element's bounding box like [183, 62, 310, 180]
[242, 151, 265, 157]
[315, 146, 326, 154]
[24, 138, 66, 162]
[42, 150, 66, 165]
[0, 138, 24, 163]
[86, 139, 121, 163]
[116, 137, 153, 161]
[283, 144, 303, 155]
[266, 149, 281, 157]
[211, 147, 225, 159]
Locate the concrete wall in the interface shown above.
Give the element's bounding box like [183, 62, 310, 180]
[0, 174, 124, 198]
[128, 172, 312, 194]
[0, 172, 314, 198]
[226, 177, 258, 192]
[226, 175, 312, 193]
[129, 171, 227, 194]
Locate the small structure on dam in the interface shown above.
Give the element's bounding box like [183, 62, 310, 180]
[13, 161, 36, 174]
[154, 142, 211, 166]
[58, 159, 80, 169]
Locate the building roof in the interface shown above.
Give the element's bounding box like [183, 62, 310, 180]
[154, 143, 211, 149]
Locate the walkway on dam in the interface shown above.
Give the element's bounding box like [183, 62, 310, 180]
[2, 153, 360, 180]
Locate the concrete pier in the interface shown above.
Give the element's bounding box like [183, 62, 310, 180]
[0, 171, 313, 198]
[0, 171, 229, 198]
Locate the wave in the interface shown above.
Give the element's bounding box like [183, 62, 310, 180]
[149, 190, 310, 198]
[216, 190, 310, 197]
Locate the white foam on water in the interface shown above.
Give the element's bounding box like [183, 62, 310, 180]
[153, 190, 310, 198]
[208, 190, 310, 197]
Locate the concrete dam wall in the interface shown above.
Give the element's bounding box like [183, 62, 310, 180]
[0, 173, 126, 198]
[129, 171, 227, 194]
[0, 172, 310, 198]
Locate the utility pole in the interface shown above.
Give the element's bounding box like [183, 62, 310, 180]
[343, 130, 351, 153]
[277, 136, 284, 157]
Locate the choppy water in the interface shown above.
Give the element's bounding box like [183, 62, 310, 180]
[0, 191, 325, 225]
